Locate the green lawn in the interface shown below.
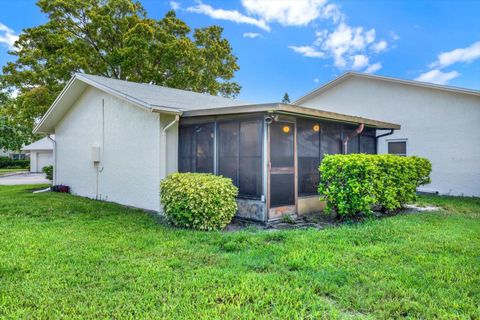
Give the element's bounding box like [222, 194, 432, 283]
[0, 168, 27, 176]
[0, 185, 479, 319]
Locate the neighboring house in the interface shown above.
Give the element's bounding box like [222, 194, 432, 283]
[22, 136, 54, 172]
[0, 148, 28, 160]
[295, 72, 480, 197]
[34, 73, 399, 222]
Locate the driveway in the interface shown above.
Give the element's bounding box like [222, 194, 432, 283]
[0, 172, 51, 185]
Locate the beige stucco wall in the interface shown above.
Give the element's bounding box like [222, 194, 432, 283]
[298, 196, 326, 215]
[55, 86, 178, 211]
[298, 77, 480, 197]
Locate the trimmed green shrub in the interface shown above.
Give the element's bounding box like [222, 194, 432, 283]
[43, 165, 53, 181]
[0, 159, 30, 169]
[319, 154, 431, 217]
[160, 173, 238, 231]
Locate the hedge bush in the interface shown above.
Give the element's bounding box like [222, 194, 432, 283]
[43, 165, 53, 181]
[318, 154, 431, 217]
[160, 173, 238, 231]
[0, 159, 30, 169]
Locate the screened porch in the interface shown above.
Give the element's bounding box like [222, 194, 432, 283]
[178, 104, 400, 222]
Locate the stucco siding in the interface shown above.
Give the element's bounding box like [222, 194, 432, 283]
[299, 77, 480, 196]
[55, 86, 162, 211]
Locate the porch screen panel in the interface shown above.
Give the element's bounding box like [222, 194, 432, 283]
[179, 126, 194, 172]
[178, 123, 214, 173]
[297, 119, 321, 196]
[218, 121, 239, 186]
[360, 128, 377, 154]
[239, 120, 263, 197]
[321, 122, 341, 157]
[195, 123, 214, 173]
[218, 119, 263, 198]
[343, 125, 360, 154]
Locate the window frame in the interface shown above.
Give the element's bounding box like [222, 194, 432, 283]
[387, 139, 408, 156]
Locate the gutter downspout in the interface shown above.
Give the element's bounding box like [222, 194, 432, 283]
[375, 129, 395, 154]
[161, 115, 180, 179]
[47, 134, 56, 184]
[343, 123, 364, 154]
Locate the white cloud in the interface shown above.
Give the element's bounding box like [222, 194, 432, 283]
[364, 62, 382, 74]
[317, 23, 377, 68]
[372, 40, 387, 53]
[430, 41, 480, 69]
[352, 54, 369, 70]
[319, 3, 344, 24]
[170, 1, 180, 10]
[313, 78, 320, 83]
[288, 46, 325, 58]
[241, 0, 327, 26]
[390, 31, 400, 41]
[243, 32, 261, 38]
[415, 69, 460, 85]
[0, 22, 19, 49]
[187, 3, 270, 31]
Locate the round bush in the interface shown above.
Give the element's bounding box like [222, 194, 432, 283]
[160, 173, 238, 230]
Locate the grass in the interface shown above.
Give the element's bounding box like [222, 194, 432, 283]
[0, 168, 27, 176]
[0, 185, 479, 319]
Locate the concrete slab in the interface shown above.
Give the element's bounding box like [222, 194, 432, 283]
[0, 172, 51, 185]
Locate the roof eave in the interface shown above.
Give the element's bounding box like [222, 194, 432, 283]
[34, 74, 182, 134]
[182, 103, 400, 130]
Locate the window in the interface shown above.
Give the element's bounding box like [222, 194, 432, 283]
[218, 119, 263, 198]
[11, 153, 26, 160]
[388, 140, 407, 156]
[179, 123, 214, 173]
[297, 119, 320, 196]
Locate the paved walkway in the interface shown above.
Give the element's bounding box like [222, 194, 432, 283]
[0, 172, 51, 185]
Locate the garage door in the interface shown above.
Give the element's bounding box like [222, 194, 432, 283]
[37, 151, 53, 172]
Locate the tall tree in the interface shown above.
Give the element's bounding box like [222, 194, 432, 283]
[1, 0, 240, 145]
[282, 92, 290, 104]
[0, 91, 32, 152]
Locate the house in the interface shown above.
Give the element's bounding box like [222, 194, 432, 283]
[0, 148, 28, 160]
[295, 72, 480, 197]
[21, 136, 54, 172]
[34, 73, 399, 222]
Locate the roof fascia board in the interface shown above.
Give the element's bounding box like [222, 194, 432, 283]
[33, 76, 79, 134]
[278, 104, 400, 129]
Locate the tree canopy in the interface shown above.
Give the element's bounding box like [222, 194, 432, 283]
[1, 0, 241, 146]
[282, 92, 290, 104]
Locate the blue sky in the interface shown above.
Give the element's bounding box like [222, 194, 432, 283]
[1, 0, 479, 103]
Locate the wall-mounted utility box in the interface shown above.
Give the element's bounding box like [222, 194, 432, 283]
[91, 146, 101, 163]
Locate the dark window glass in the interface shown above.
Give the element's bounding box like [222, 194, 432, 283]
[297, 119, 321, 196]
[178, 123, 214, 173]
[388, 141, 407, 156]
[360, 128, 377, 154]
[321, 122, 341, 158]
[270, 122, 294, 167]
[218, 119, 263, 198]
[270, 174, 295, 207]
